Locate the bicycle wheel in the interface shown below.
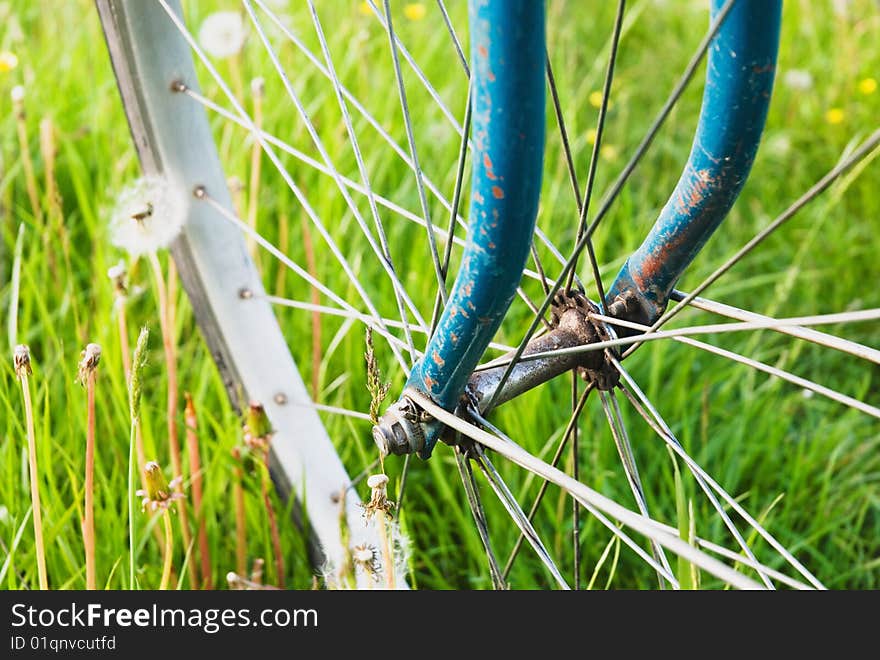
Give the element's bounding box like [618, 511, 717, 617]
[98, 0, 880, 589]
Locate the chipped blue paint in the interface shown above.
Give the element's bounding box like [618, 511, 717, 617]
[403, 0, 546, 457]
[606, 0, 782, 325]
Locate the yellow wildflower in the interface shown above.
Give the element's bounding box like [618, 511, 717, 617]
[404, 3, 426, 20]
[825, 108, 845, 125]
[589, 90, 604, 108]
[586, 128, 598, 145]
[858, 78, 877, 95]
[0, 51, 18, 73]
[600, 145, 619, 161]
[358, 1, 372, 16]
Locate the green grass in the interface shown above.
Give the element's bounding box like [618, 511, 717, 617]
[1, 0, 878, 590]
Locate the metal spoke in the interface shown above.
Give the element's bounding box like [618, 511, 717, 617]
[479, 0, 738, 415]
[470, 408, 678, 587]
[245, 0, 581, 289]
[473, 308, 880, 370]
[609, 357, 776, 589]
[410, 390, 759, 588]
[624, 127, 880, 357]
[261, 295, 515, 353]
[305, 0, 422, 363]
[671, 290, 880, 366]
[383, 0, 452, 306]
[502, 382, 595, 579]
[561, 0, 626, 302]
[436, 0, 469, 76]
[159, 0, 409, 371]
[608, 354, 825, 589]
[598, 387, 674, 588]
[453, 445, 506, 589]
[469, 443, 570, 590]
[196, 190, 408, 370]
[430, 86, 472, 336]
[365, 0, 464, 135]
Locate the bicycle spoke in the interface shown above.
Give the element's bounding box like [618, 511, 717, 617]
[293, 401, 372, 422]
[305, 0, 423, 363]
[609, 354, 825, 589]
[261, 295, 516, 354]
[624, 127, 880, 356]
[382, 0, 449, 306]
[424, 395, 763, 588]
[502, 382, 595, 579]
[480, 0, 738, 415]
[473, 308, 880, 369]
[195, 189, 410, 371]
[671, 291, 880, 366]
[609, 358, 776, 589]
[159, 0, 410, 371]
[469, 442, 570, 590]
[364, 0, 464, 136]
[453, 446, 506, 589]
[598, 387, 674, 588]
[436, 0, 469, 76]
[469, 408, 680, 587]
[429, 86, 472, 336]
[561, 0, 625, 302]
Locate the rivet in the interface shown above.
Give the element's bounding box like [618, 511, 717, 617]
[274, 392, 288, 405]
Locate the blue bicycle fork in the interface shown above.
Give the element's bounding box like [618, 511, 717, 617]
[373, 0, 782, 459]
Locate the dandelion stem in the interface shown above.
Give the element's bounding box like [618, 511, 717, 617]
[185, 393, 212, 589]
[148, 252, 197, 588]
[231, 448, 248, 576]
[128, 328, 149, 590]
[84, 367, 97, 590]
[15, 348, 47, 590]
[111, 270, 148, 490]
[260, 454, 285, 589]
[159, 512, 173, 591]
[377, 510, 395, 590]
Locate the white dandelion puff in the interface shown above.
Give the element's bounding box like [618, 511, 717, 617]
[765, 133, 792, 158]
[10, 84, 24, 103]
[110, 176, 186, 257]
[783, 69, 814, 91]
[198, 11, 247, 59]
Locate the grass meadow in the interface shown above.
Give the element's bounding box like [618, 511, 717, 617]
[0, 0, 878, 590]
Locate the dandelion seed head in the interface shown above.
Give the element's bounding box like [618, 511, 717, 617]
[10, 84, 24, 103]
[802, 388, 814, 399]
[783, 69, 814, 91]
[76, 343, 102, 385]
[367, 474, 388, 489]
[198, 11, 247, 59]
[13, 344, 31, 377]
[765, 133, 792, 158]
[110, 176, 186, 257]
